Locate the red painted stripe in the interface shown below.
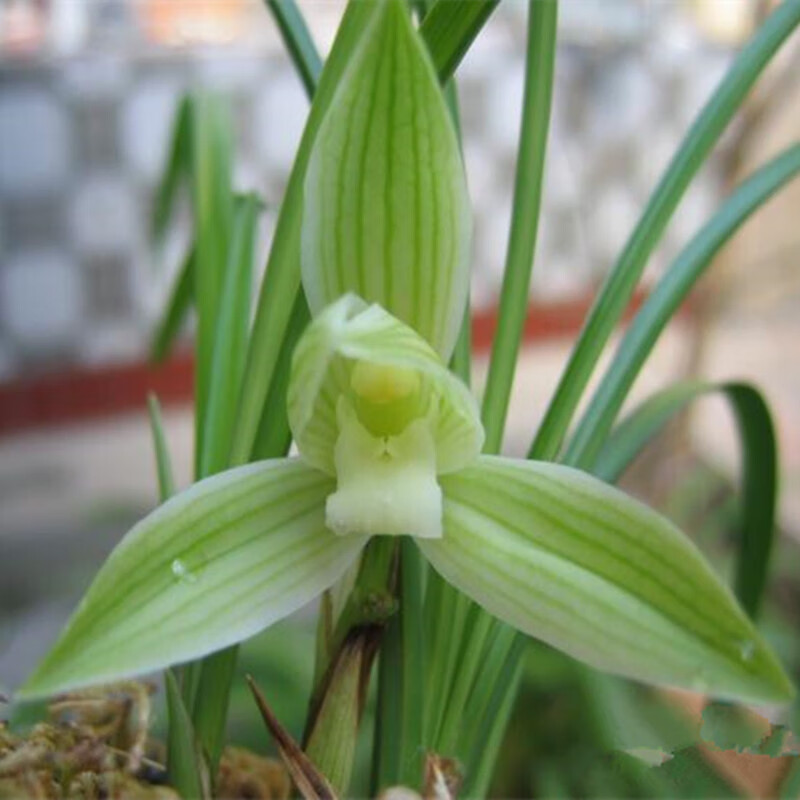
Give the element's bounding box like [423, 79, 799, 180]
[0, 351, 195, 437]
[0, 292, 666, 437]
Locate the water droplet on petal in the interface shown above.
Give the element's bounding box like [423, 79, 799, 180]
[739, 640, 755, 662]
[171, 558, 197, 584]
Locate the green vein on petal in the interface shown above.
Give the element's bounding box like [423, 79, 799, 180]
[420, 456, 794, 705]
[19, 459, 367, 700]
[301, 0, 471, 362]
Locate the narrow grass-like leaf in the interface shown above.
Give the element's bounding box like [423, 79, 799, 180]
[165, 670, 210, 800]
[434, 608, 495, 754]
[266, 0, 322, 99]
[231, 1, 379, 467]
[565, 144, 800, 469]
[152, 95, 192, 244]
[19, 460, 367, 700]
[419, 0, 500, 81]
[596, 381, 778, 619]
[594, 381, 717, 485]
[529, 1, 800, 462]
[185, 97, 238, 769]
[200, 194, 260, 478]
[148, 397, 209, 796]
[373, 538, 425, 790]
[191, 94, 235, 475]
[481, 0, 557, 452]
[147, 394, 175, 502]
[463, 637, 524, 799]
[420, 456, 793, 704]
[251, 292, 311, 461]
[422, 568, 472, 745]
[191, 646, 239, 772]
[302, 0, 471, 361]
[150, 245, 194, 364]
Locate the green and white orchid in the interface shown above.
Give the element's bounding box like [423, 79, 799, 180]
[21, 0, 792, 709]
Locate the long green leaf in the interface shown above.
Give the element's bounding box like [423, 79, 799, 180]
[250, 292, 311, 460]
[165, 670, 210, 800]
[185, 95, 239, 771]
[565, 144, 800, 469]
[147, 394, 175, 502]
[19, 460, 366, 701]
[464, 636, 524, 799]
[419, 0, 500, 81]
[231, 1, 379, 467]
[595, 381, 779, 619]
[481, 0, 557, 453]
[200, 194, 260, 478]
[149, 395, 208, 798]
[152, 95, 193, 244]
[529, 1, 800, 462]
[421, 456, 793, 704]
[373, 538, 425, 791]
[191, 94, 235, 476]
[150, 245, 194, 364]
[266, 0, 322, 99]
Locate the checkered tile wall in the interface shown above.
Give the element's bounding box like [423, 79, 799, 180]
[0, 3, 732, 379]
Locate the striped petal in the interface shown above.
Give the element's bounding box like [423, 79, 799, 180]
[19, 459, 367, 700]
[419, 456, 794, 705]
[287, 294, 483, 477]
[301, 0, 471, 361]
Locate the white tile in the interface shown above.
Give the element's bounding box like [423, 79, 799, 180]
[1, 250, 81, 349]
[0, 90, 71, 198]
[78, 320, 144, 365]
[255, 70, 309, 171]
[70, 173, 139, 255]
[483, 59, 525, 155]
[59, 54, 130, 97]
[121, 78, 182, 183]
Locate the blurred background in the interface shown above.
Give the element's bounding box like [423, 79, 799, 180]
[1, 1, 799, 796]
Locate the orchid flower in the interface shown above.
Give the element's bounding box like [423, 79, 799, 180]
[21, 0, 792, 707]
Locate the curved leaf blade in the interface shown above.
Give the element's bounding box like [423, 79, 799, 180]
[529, 2, 800, 462]
[421, 456, 793, 705]
[266, 0, 322, 99]
[419, 0, 499, 81]
[596, 381, 779, 619]
[200, 194, 260, 478]
[150, 245, 194, 364]
[152, 95, 193, 244]
[481, 0, 557, 453]
[565, 144, 800, 469]
[19, 459, 366, 700]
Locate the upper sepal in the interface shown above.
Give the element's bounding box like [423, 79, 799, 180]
[420, 456, 795, 706]
[301, 0, 471, 361]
